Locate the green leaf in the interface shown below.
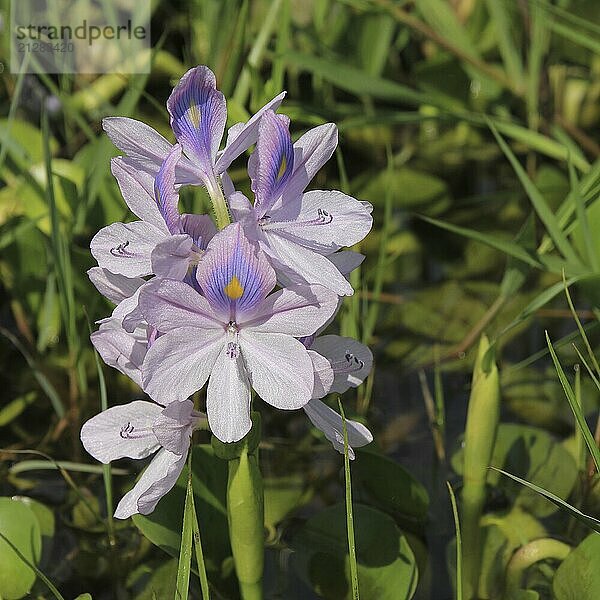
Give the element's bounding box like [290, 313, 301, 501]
[264, 475, 305, 530]
[0, 497, 42, 599]
[0, 392, 37, 426]
[553, 534, 600, 599]
[359, 167, 451, 214]
[12, 496, 55, 538]
[292, 503, 418, 600]
[353, 448, 429, 527]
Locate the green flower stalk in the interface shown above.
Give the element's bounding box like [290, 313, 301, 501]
[206, 177, 232, 231]
[213, 413, 264, 600]
[461, 335, 500, 599]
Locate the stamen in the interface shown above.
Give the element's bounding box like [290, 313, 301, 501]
[259, 208, 334, 231]
[119, 421, 153, 439]
[331, 351, 365, 374]
[110, 240, 134, 258]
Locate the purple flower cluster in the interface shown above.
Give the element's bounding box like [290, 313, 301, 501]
[82, 66, 374, 518]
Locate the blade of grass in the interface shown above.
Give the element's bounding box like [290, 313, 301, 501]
[0, 326, 65, 418]
[0, 530, 65, 600]
[191, 494, 211, 600]
[546, 332, 600, 473]
[492, 467, 600, 534]
[484, 0, 523, 86]
[86, 312, 115, 545]
[446, 481, 463, 600]
[562, 272, 600, 377]
[419, 215, 543, 268]
[506, 320, 599, 372]
[339, 399, 360, 600]
[539, 158, 600, 255]
[233, 0, 283, 106]
[176, 454, 195, 600]
[488, 120, 581, 266]
[569, 160, 599, 271]
[363, 143, 394, 344]
[497, 274, 593, 340]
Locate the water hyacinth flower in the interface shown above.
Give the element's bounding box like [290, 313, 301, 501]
[81, 399, 204, 518]
[91, 145, 216, 280]
[230, 110, 373, 295]
[304, 335, 374, 458]
[138, 223, 338, 443]
[103, 66, 285, 191]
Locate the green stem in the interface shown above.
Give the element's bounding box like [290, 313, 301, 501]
[504, 538, 571, 598]
[461, 335, 500, 600]
[206, 177, 231, 231]
[213, 413, 264, 600]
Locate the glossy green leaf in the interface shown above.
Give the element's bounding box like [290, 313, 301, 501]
[553, 534, 600, 600]
[353, 448, 429, 527]
[0, 497, 42, 599]
[292, 503, 418, 600]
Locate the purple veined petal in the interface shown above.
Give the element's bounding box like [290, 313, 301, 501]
[103, 117, 173, 175]
[91, 319, 148, 388]
[154, 144, 183, 234]
[87, 267, 145, 305]
[250, 110, 294, 217]
[167, 66, 226, 184]
[138, 278, 222, 333]
[195, 223, 277, 323]
[111, 158, 170, 233]
[112, 284, 147, 333]
[215, 91, 287, 174]
[206, 344, 252, 443]
[152, 399, 197, 455]
[150, 234, 194, 280]
[262, 232, 354, 296]
[266, 190, 373, 254]
[308, 349, 334, 399]
[242, 284, 338, 337]
[310, 335, 373, 394]
[143, 326, 224, 404]
[81, 400, 162, 463]
[179, 214, 217, 250]
[91, 221, 166, 278]
[103, 117, 201, 185]
[328, 250, 365, 276]
[229, 193, 261, 240]
[114, 448, 187, 519]
[281, 123, 338, 205]
[303, 399, 373, 459]
[221, 171, 236, 199]
[239, 331, 313, 409]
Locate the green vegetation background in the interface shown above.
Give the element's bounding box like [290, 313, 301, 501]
[1, 0, 600, 598]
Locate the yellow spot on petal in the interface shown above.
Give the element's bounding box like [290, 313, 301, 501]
[224, 275, 244, 299]
[189, 102, 201, 128]
[277, 155, 287, 180]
